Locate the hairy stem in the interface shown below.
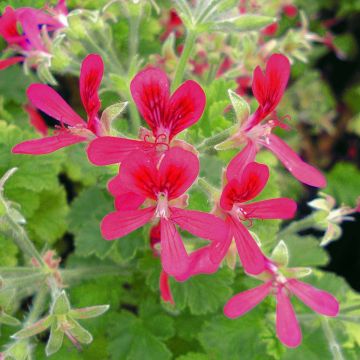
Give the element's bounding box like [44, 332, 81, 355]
[129, 15, 140, 62]
[321, 318, 344, 360]
[60, 266, 130, 285]
[25, 287, 48, 326]
[0, 215, 45, 267]
[277, 215, 317, 238]
[196, 126, 236, 151]
[171, 30, 197, 91]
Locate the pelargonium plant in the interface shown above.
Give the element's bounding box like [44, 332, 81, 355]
[0, 0, 359, 359]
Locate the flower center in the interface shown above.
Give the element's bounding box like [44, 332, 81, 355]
[155, 192, 170, 219]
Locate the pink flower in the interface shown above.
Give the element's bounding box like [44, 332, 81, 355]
[101, 147, 228, 279]
[224, 261, 339, 347]
[12, 54, 105, 155]
[177, 146, 297, 279]
[87, 67, 205, 165]
[0, 3, 66, 70]
[24, 103, 48, 136]
[283, 4, 298, 18]
[261, 23, 279, 37]
[227, 54, 326, 188]
[212, 154, 296, 275]
[149, 223, 175, 304]
[160, 9, 183, 41]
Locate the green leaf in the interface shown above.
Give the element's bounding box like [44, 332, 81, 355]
[108, 311, 173, 360]
[63, 143, 114, 187]
[0, 234, 18, 266]
[283, 235, 329, 267]
[170, 268, 234, 315]
[176, 353, 209, 360]
[27, 186, 69, 245]
[199, 313, 268, 359]
[68, 187, 115, 259]
[325, 162, 360, 207]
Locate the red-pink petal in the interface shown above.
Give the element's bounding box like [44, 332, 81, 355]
[158, 147, 199, 200]
[224, 282, 272, 318]
[246, 54, 290, 130]
[87, 136, 143, 165]
[229, 216, 267, 275]
[209, 229, 232, 264]
[114, 192, 145, 211]
[175, 245, 221, 282]
[239, 198, 297, 219]
[116, 150, 158, 199]
[159, 271, 175, 304]
[80, 54, 104, 125]
[0, 56, 24, 70]
[17, 10, 46, 51]
[165, 80, 206, 139]
[27, 84, 86, 127]
[170, 207, 229, 242]
[24, 104, 48, 136]
[12, 133, 86, 155]
[130, 67, 169, 133]
[254, 54, 290, 113]
[107, 173, 123, 197]
[160, 218, 189, 278]
[226, 140, 257, 181]
[276, 287, 302, 348]
[101, 207, 154, 240]
[286, 279, 339, 317]
[220, 162, 269, 210]
[261, 134, 326, 188]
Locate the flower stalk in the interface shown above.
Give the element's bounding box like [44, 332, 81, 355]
[171, 29, 197, 91]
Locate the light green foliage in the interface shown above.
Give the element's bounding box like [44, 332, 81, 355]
[68, 187, 115, 259]
[326, 162, 360, 206]
[187, 78, 236, 143]
[170, 268, 235, 315]
[108, 300, 175, 360]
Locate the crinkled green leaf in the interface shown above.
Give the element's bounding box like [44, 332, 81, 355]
[170, 268, 234, 315]
[283, 235, 329, 267]
[108, 311, 173, 360]
[199, 313, 268, 360]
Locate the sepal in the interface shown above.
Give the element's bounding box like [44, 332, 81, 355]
[271, 240, 289, 267]
[228, 89, 250, 126]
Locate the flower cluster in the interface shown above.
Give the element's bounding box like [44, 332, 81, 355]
[12, 50, 340, 348]
[0, 1, 67, 72]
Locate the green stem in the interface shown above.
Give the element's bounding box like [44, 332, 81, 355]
[128, 16, 140, 61]
[197, 177, 220, 199]
[25, 287, 48, 326]
[0, 214, 45, 267]
[277, 215, 317, 238]
[321, 318, 344, 360]
[4, 273, 47, 290]
[339, 304, 360, 314]
[196, 126, 236, 151]
[336, 315, 360, 324]
[127, 89, 141, 134]
[60, 266, 130, 284]
[171, 30, 197, 91]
